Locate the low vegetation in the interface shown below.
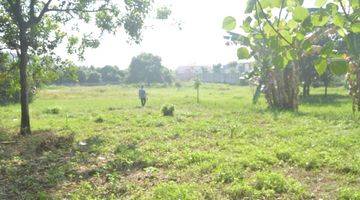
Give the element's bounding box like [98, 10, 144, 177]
[0, 84, 359, 199]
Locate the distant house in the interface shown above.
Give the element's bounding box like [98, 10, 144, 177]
[175, 61, 253, 84]
[175, 65, 211, 81]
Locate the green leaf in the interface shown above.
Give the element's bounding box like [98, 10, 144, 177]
[311, 14, 329, 26]
[315, 0, 327, 7]
[259, 0, 272, 8]
[264, 23, 277, 36]
[245, 0, 257, 13]
[279, 30, 293, 44]
[320, 42, 334, 56]
[329, 59, 349, 75]
[337, 28, 346, 37]
[293, 6, 309, 22]
[314, 58, 327, 75]
[273, 55, 285, 68]
[237, 47, 251, 59]
[347, 33, 360, 56]
[333, 14, 345, 28]
[270, 0, 282, 7]
[288, 20, 298, 30]
[350, 23, 360, 33]
[351, 0, 360, 9]
[296, 32, 305, 40]
[223, 16, 237, 31]
[302, 40, 312, 51]
[326, 3, 339, 15]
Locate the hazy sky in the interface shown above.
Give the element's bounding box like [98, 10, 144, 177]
[78, 0, 314, 69]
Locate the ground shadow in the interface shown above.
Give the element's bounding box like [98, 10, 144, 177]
[0, 130, 145, 199]
[300, 94, 350, 106]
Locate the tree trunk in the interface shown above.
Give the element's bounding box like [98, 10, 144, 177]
[356, 65, 360, 112]
[263, 63, 299, 111]
[302, 81, 311, 98]
[324, 84, 328, 97]
[197, 88, 199, 103]
[19, 29, 31, 135]
[324, 76, 328, 97]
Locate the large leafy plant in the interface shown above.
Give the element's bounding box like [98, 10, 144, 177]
[223, 0, 359, 112]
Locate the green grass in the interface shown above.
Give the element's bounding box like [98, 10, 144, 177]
[0, 84, 359, 199]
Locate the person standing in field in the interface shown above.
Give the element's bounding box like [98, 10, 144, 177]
[139, 85, 147, 107]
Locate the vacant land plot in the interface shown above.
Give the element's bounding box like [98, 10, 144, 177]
[0, 84, 359, 199]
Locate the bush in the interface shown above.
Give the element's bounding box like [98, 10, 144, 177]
[161, 104, 175, 116]
[95, 116, 104, 123]
[45, 107, 61, 114]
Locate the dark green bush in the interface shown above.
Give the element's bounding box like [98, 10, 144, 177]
[161, 104, 175, 116]
[44, 107, 61, 114]
[95, 116, 105, 123]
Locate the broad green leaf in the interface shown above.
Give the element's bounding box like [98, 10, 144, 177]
[279, 30, 293, 44]
[245, 0, 257, 13]
[273, 55, 285, 69]
[288, 20, 298, 30]
[337, 28, 346, 37]
[333, 14, 345, 28]
[259, 0, 272, 8]
[302, 40, 312, 51]
[351, 0, 360, 9]
[347, 33, 360, 56]
[311, 14, 329, 26]
[315, 0, 327, 7]
[270, 0, 282, 7]
[223, 16, 237, 31]
[320, 42, 334, 56]
[326, 3, 339, 15]
[237, 47, 251, 59]
[238, 35, 251, 46]
[296, 32, 305, 40]
[270, 37, 280, 49]
[242, 17, 252, 33]
[350, 23, 360, 33]
[293, 6, 309, 22]
[315, 58, 327, 75]
[329, 59, 349, 75]
[264, 23, 277, 36]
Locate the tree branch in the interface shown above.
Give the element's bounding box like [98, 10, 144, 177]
[5, 0, 25, 27]
[256, 0, 294, 47]
[338, 0, 350, 20]
[29, 0, 37, 20]
[46, 6, 110, 14]
[30, 0, 53, 26]
[277, 0, 286, 27]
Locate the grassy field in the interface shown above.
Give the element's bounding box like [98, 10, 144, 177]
[0, 84, 360, 199]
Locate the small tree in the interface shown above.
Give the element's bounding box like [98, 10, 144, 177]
[127, 53, 173, 85]
[87, 72, 102, 84]
[194, 79, 201, 103]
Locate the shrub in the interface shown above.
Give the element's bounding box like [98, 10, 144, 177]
[161, 104, 175, 116]
[276, 151, 292, 162]
[44, 107, 61, 114]
[95, 116, 104, 123]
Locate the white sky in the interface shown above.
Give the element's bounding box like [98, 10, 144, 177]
[76, 0, 314, 69]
